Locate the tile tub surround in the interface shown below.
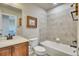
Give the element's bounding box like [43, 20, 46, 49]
[47, 4, 77, 45]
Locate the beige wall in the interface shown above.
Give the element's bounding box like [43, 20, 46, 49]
[0, 3, 47, 41]
[18, 4, 47, 40]
[47, 4, 77, 45]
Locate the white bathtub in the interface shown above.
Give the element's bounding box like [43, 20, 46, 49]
[40, 40, 77, 56]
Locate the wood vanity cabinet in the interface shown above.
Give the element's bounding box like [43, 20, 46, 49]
[0, 42, 29, 56]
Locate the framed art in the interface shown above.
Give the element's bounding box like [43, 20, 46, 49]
[18, 18, 22, 26]
[27, 16, 37, 28]
[71, 11, 78, 21]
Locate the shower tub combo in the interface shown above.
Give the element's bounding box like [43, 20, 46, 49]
[40, 40, 77, 56]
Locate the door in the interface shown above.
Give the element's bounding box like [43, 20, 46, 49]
[12, 42, 29, 56]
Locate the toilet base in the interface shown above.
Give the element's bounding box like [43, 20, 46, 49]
[34, 46, 47, 56]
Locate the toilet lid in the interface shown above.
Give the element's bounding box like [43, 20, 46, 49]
[34, 46, 46, 52]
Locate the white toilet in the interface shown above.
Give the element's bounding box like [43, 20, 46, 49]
[29, 38, 46, 56]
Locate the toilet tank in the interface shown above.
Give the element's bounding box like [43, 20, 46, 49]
[29, 38, 39, 47]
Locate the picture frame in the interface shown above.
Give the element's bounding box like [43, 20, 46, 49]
[71, 11, 78, 21]
[27, 16, 37, 28]
[18, 18, 22, 26]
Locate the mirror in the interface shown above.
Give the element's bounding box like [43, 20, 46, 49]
[2, 14, 17, 36]
[0, 13, 19, 40]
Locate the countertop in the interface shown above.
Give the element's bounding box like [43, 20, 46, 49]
[0, 36, 29, 48]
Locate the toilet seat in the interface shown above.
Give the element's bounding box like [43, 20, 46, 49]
[34, 46, 46, 52]
[34, 46, 46, 56]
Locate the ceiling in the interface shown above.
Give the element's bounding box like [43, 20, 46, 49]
[33, 3, 63, 11]
[2, 3, 64, 11]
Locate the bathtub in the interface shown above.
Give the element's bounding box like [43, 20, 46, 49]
[40, 40, 77, 56]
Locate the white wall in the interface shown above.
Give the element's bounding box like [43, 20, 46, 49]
[21, 4, 47, 40]
[47, 4, 77, 45]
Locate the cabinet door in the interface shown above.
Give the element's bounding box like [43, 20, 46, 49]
[0, 47, 12, 56]
[12, 42, 29, 56]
